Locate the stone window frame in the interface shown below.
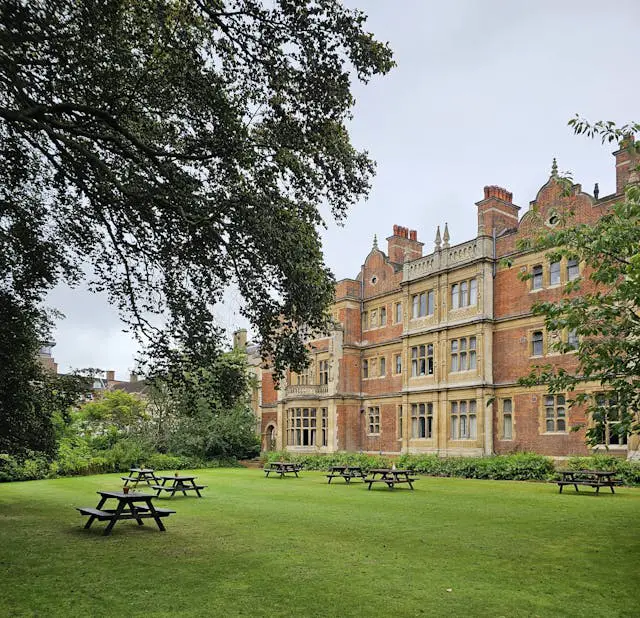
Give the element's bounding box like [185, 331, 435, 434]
[318, 359, 329, 385]
[394, 302, 402, 324]
[363, 303, 389, 331]
[530, 329, 544, 357]
[542, 394, 567, 433]
[499, 398, 514, 441]
[593, 392, 628, 448]
[411, 402, 434, 439]
[411, 289, 435, 318]
[450, 399, 478, 440]
[531, 264, 543, 290]
[286, 407, 327, 447]
[450, 277, 478, 310]
[549, 260, 561, 287]
[450, 336, 477, 373]
[410, 343, 434, 377]
[367, 406, 380, 435]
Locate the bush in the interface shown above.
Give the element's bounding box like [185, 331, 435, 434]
[263, 452, 556, 482]
[566, 455, 640, 486]
[0, 451, 52, 482]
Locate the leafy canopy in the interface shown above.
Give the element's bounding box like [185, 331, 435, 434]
[0, 0, 394, 380]
[518, 118, 640, 444]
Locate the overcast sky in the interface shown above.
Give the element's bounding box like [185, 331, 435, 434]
[47, 0, 640, 380]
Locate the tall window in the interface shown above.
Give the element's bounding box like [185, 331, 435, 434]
[411, 403, 433, 439]
[379, 357, 386, 376]
[451, 278, 477, 309]
[532, 265, 543, 290]
[321, 408, 328, 447]
[502, 399, 513, 440]
[450, 400, 477, 439]
[532, 331, 543, 356]
[567, 329, 578, 351]
[450, 337, 477, 372]
[318, 360, 329, 385]
[380, 306, 387, 326]
[567, 258, 579, 281]
[427, 290, 435, 315]
[395, 302, 402, 323]
[295, 366, 311, 385]
[287, 407, 324, 446]
[594, 394, 628, 446]
[394, 353, 402, 374]
[544, 394, 566, 432]
[397, 405, 403, 439]
[550, 261, 561, 285]
[368, 406, 380, 434]
[411, 344, 433, 376]
[363, 359, 369, 379]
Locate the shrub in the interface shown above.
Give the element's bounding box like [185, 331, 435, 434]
[566, 455, 640, 486]
[0, 451, 52, 482]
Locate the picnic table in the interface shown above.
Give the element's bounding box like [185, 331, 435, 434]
[326, 465, 367, 484]
[365, 468, 417, 490]
[76, 490, 175, 536]
[263, 461, 302, 478]
[556, 470, 620, 494]
[121, 467, 158, 487]
[152, 474, 206, 498]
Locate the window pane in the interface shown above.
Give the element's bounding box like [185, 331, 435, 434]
[469, 414, 477, 438]
[567, 259, 579, 280]
[557, 419, 566, 431]
[550, 261, 561, 285]
[427, 290, 435, 315]
[461, 281, 468, 306]
[396, 302, 402, 323]
[503, 414, 512, 440]
[452, 284, 459, 309]
[412, 295, 419, 318]
[532, 265, 543, 289]
[503, 399, 512, 414]
[470, 278, 477, 306]
[451, 416, 458, 439]
[420, 293, 426, 316]
[546, 419, 555, 432]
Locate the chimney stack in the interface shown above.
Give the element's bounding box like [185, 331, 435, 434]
[614, 134, 639, 194]
[129, 373, 138, 383]
[233, 328, 248, 350]
[476, 185, 519, 235]
[386, 224, 423, 263]
[106, 370, 115, 382]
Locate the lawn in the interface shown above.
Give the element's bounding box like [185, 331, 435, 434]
[1, 469, 639, 618]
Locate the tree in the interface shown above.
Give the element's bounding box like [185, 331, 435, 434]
[0, 291, 91, 455]
[518, 119, 640, 446]
[149, 350, 260, 459]
[0, 1, 394, 383]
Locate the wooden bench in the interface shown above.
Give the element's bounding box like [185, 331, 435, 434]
[151, 484, 207, 497]
[326, 472, 366, 484]
[556, 475, 621, 494]
[366, 477, 417, 490]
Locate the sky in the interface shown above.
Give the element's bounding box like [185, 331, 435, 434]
[47, 0, 640, 380]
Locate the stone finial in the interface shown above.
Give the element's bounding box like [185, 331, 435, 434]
[373, 234, 378, 250]
[434, 225, 442, 250]
[443, 222, 450, 249]
[551, 157, 558, 178]
[593, 183, 599, 199]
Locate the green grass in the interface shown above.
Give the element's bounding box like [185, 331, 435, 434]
[1, 470, 639, 618]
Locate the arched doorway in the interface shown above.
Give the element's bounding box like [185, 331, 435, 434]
[263, 424, 277, 451]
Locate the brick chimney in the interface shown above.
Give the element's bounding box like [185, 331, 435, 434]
[106, 370, 115, 382]
[386, 225, 423, 263]
[233, 328, 248, 350]
[613, 135, 639, 194]
[476, 186, 520, 236]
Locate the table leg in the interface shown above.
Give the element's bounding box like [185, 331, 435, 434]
[85, 496, 108, 529]
[103, 500, 126, 536]
[190, 480, 202, 497]
[145, 499, 166, 532]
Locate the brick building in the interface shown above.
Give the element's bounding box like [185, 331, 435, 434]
[254, 143, 639, 459]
